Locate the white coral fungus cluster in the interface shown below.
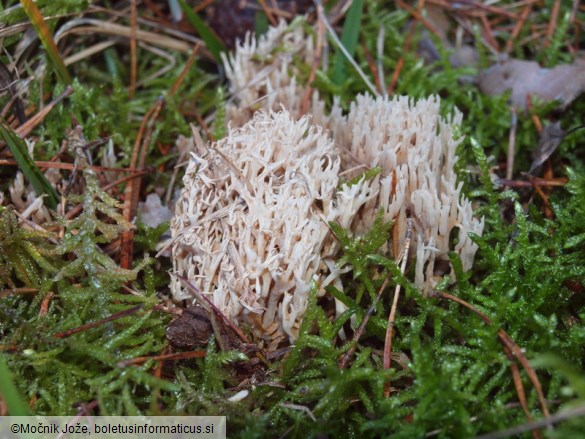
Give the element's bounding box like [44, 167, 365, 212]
[330, 95, 485, 288]
[2, 139, 56, 224]
[222, 19, 332, 128]
[170, 22, 484, 345]
[170, 111, 369, 345]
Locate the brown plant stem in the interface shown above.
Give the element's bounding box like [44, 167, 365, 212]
[433, 291, 550, 429]
[52, 305, 144, 338]
[383, 217, 413, 397]
[118, 350, 206, 367]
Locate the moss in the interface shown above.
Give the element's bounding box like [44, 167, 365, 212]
[1, 0, 584, 436]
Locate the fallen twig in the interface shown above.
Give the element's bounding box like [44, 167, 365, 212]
[476, 404, 585, 439]
[117, 350, 206, 367]
[313, 0, 378, 96]
[384, 217, 414, 396]
[129, 0, 138, 98]
[15, 85, 74, 137]
[52, 305, 144, 339]
[300, 7, 325, 116]
[433, 292, 550, 430]
[0, 287, 39, 299]
[177, 274, 250, 344]
[506, 107, 517, 182]
[120, 98, 164, 269]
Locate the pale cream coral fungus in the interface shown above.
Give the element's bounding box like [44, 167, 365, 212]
[329, 94, 485, 291]
[170, 110, 370, 345]
[5, 139, 55, 224]
[221, 19, 331, 128]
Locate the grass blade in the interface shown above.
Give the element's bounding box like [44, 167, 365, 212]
[255, 10, 269, 37]
[19, 0, 72, 84]
[178, 0, 226, 63]
[0, 353, 29, 415]
[332, 0, 365, 85]
[0, 121, 59, 209]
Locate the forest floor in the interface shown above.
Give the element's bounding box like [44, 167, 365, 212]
[1, 1, 585, 438]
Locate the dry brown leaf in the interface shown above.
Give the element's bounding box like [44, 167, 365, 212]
[530, 122, 564, 173]
[478, 58, 585, 110]
[139, 193, 171, 229]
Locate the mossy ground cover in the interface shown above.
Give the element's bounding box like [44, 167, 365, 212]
[0, 1, 584, 437]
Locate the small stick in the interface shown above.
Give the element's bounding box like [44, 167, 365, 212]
[376, 26, 387, 98]
[361, 43, 383, 96]
[0, 287, 39, 299]
[258, 0, 278, 27]
[52, 305, 144, 338]
[527, 95, 543, 133]
[300, 7, 325, 116]
[120, 98, 164, 269]
[313, 0, 378, 96]
[540, 163, 555, 219]
[434, 292, 550, 423]
[39, 291, 54, 317]
[383, 217, 413, 396]
[506, 107, 517, 181]
[169, 43, 201, 97]
[505, 4, 532, 53]
[396, 0, 441, 38]
[569, 0, 579, 55]
[433, 0, 517, 19]
[279, 403, 317, 422]
[117, 350, 206, 367]
[129, 0, 138, 98]
[475, 404, 585, 439]
[121, 43, 199, 268]
[531, 179, 553, 213]
[15, 85, 74, 137]
[178, 275, 271, 365]
[193, 0, 214, 13]
[206, 134, 255, 195]
[387, 9, 418, 95]
[543, 0, 561, 49]
[479, 13, 500, 53]
[153, 346, 168, 381]
[505, 343, 538, 437]
[177, 274, 250, 344]
[339, 274, 391, 369]
[497, 177, 567, 188]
